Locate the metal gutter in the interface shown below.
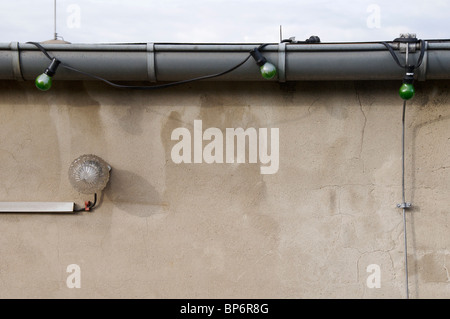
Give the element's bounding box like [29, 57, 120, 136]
[1, 40, 450, 83]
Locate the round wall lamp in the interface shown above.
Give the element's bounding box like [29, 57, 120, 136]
[68, 154, 111, 212]
[68, 154, 111, 195]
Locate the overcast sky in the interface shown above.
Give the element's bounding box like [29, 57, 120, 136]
[0, 0, 449, 44]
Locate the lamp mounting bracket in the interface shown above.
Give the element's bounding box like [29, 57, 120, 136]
[394, 33, 419, 53]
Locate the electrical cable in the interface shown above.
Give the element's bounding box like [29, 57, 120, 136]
[401, 43, 412, 300]
[380, 39, 426, 69]
[26, 42, 272, 90]
[380, 38, 422, 299]
[401, 99, 409, 299]
[74, 193, 97, 212]
[382, 40, 416, 299]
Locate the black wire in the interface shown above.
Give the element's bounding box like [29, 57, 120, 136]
[401, 100, 407, 205]
[401, 99, 410, 299]
[380, 41, 403, 68]
[74, 193, 97, 212]
[73, 206, 84, 212]
[26, 41, 54, 60]
[91, 193, 97, 209]
[380, 40, 426, 69]
[26, 41, 272, 90]
[61, 56, 252, 90]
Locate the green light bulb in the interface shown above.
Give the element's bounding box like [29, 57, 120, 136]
[260, 62, 277, 80]
[399, 83, 415, 100]
[35, 73, 53, 91]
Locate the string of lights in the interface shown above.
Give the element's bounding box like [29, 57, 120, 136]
[27, 41, 277, 91]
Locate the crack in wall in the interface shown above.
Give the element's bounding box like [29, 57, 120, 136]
[355, 86, 367, 173]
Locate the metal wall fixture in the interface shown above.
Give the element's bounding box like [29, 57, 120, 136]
[0, 154, 111, 213]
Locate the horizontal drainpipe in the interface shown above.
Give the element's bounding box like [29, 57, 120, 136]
[1, 41, 450, 83]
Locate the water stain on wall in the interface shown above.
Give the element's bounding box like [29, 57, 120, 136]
[0, 81, 61, 200]
[157, 87, 282, 296]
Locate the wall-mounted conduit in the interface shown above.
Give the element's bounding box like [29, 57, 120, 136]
[382, 34, 426, 299]
[2, 39, 450, 83]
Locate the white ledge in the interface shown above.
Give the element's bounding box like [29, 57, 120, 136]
[0, 202, 75, 213]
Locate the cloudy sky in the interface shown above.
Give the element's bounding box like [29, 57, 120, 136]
[0, 0, 449, 44]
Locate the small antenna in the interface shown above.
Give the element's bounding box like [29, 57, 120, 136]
[53, 0, 57, 40]
[42, 0, 67, 43]
[279, 25, 283, 42]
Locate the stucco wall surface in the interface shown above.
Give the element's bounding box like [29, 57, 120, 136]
[0, 79, 448, 298]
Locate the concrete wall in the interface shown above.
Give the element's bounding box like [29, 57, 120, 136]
[0, 79, 448, 298]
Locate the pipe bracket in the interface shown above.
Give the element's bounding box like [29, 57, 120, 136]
[417, 41, 428, 81]
[278, 42, 286, 82]
[10, 42, 24, 81]
[146, 42, 157, 83]
[397, 202, 412, 209]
